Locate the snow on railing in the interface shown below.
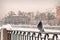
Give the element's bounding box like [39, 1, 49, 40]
[1, 24, 60, 40]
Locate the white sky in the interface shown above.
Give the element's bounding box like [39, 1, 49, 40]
[0, 0, 60, 18]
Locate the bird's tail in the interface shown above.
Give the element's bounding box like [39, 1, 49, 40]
[40, 29, 45, 33]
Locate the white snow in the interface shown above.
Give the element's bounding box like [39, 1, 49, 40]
[0, 24, 60, 33]
[1, 24, 12, 30]
[0, 24, 60, 39]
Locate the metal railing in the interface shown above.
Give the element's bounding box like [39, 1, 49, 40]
[7, 30, 60, 40]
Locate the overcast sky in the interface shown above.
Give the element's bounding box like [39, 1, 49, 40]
[0, 0, 60, 18]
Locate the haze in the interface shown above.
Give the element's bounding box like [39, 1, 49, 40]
[0, 0, 60, 19]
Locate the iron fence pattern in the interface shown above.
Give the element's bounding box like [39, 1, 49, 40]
[7, 30, 60, 40]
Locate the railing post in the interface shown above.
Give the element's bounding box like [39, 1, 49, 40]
[24, 32, 28, 40]
[21, 32, 24, 40]
[7, 31, 11, 40]
[27, 33, 29, 40]
[41, 33, 45, 40]
[23, 32, 26, 40]
[27, 32, 30, 40]
[25, 32, 28, 40]
[52, 34, 58, 40]
[30, 32, 33, 40]
[11, 31, 15, 40]
[1, 28, 8, 40]
[20, 31, 22, 40]
[32, 32, 35, 40]
[38, 33, 41, 40]
[17, 31, 20, 40]
[35, 33, 39, 40]
[14, 31, 17, 40]
[31, 33, 33, 40]
[32, 32, 34, 40]
[44, 33, 49, 40]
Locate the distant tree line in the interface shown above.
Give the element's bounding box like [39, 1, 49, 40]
[2, 10, 59, 26]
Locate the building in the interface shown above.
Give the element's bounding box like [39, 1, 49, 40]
[56, 6, 60, 25]
[4, 15, 30, 24]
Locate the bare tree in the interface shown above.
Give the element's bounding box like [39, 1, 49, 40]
[40, 13, 47, 20]
[18, 11, 23, 16]
[47, 13, 55, 20]
[8, 11, 16, 16]
[47, 12, 56, 25]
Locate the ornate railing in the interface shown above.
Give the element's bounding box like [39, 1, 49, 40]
[1, 28, 60, 40]
[7, 30, 60, 40]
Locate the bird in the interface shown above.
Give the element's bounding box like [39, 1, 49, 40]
[37, 21, 44, 32]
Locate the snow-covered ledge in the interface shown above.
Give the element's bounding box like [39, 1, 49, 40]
[0, 24, 60, 40]
[0, 24, 60, 33]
